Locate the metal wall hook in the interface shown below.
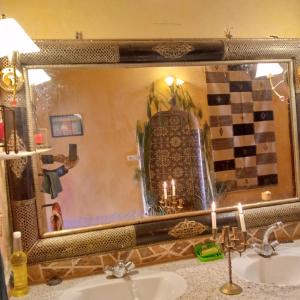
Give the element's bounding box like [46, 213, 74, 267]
[75, 32, 83, 40]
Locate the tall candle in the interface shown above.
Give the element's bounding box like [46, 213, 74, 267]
[171, 179, 176, 197]
[211, 201, 217, 229]
[0, 122, 4, 141]
[163, 181, 168, 200]
[34, 133, 43, 145]
[238, 203, 247, 232]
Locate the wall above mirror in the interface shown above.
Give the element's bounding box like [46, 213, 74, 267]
[1, 38, 300, 264]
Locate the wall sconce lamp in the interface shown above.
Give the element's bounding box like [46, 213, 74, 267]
[165, 76, 185, 88]
[0, 15, 40, 105]
[255, 63, 287, 101]
[164, 76, 185, 107]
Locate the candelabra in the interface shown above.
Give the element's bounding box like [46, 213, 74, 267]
[159, 195, 184, 214]
[212, 225, 248, 295]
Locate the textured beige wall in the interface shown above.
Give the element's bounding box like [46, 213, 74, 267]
[2, 0, 300, 39]
[32, 66, 207, 230]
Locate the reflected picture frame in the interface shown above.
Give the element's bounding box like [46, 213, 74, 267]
[49, 114, 83, 137]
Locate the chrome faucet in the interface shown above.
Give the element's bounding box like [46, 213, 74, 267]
[252, 221, 283, 257]
[104, 260, 135, 278]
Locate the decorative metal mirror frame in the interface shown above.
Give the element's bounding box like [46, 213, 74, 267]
[2, 38, 300, 264]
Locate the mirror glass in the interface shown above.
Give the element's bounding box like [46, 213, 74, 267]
[25, 62, 296, 232]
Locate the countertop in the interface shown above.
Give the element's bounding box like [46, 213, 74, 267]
[13, 253, 300, 300]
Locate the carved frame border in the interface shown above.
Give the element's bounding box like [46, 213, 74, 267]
[2, 39, 300, 264]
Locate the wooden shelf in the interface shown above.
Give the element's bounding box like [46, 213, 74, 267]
[36, 148, 52, 154]
[0, 148, 52, 160]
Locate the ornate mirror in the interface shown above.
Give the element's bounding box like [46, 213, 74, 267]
[1, 39, 300, 264]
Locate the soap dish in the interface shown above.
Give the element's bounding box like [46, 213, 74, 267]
[194, 242, 224, 262]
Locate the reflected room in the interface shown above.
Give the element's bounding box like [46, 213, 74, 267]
[26, 62, 296, 232]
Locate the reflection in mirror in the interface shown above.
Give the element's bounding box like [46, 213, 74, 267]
[26, 62, 296, 233]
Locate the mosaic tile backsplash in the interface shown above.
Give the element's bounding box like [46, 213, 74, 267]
[28, 220, 300, 284]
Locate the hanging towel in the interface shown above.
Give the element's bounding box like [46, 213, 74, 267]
[51, 202, 64, 231]
[41, 171, 63, 199]
[55, 165, 69, 177]
[0, 250, 8, 300]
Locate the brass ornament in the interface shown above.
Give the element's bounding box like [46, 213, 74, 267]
[8, 130, 28, 178]
[152, 43, 194, 59]
[168, 219, 207, 239]
[0, 67, 24, 92]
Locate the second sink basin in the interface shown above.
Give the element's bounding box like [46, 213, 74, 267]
[233, 242, 300, 286]
[59, 270, 186, 300]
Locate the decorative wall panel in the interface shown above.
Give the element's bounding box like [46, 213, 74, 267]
[148, 109, 207, 211]
[206, 64, 278, 191]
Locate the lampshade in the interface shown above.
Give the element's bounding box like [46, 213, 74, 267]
[255, 63, 283, 78]
[28, 69, 51, 86]
[0, 17, 40, 58]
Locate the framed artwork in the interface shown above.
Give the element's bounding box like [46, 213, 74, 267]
[49, 114, 83, 137]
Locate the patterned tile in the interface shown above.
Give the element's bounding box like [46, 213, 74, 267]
[42, 268, 72, 282]
[27, 265, 43, 283]
[293, 223, 300, 239]
[74, 256, 102, 266]
[150, 245, 166, 253]
[138, 247, 154, 258]
[72, 266, 102, 278]
[27, 221, 300, 284]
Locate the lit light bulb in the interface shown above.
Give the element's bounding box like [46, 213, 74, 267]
[165, 76, 174, 86]
[176, 78, 184, 86]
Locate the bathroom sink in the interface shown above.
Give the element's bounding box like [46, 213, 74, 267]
[59, 270, 186, 300]
[232, 241, 300, 286]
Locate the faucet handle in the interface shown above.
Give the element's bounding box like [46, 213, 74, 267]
[274, 221, 283, 228]
[270, 240, 280, 250]
[124, 260, 135, 272]
[104, 265, 114, 276]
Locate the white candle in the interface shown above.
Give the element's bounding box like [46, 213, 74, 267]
[163, 181, 168, 200]
[238, 203, 247, 232]
[211, 201, 217, 229]
[171, 179, 176, 197]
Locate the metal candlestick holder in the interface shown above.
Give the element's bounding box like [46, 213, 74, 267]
[213, 225, 248, 295]
[159, 195, 184, 214]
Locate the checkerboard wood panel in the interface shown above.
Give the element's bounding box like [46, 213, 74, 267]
[205, 64, 278, 191]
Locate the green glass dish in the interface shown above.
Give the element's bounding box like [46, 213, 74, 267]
[194, 242, 224, 262]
